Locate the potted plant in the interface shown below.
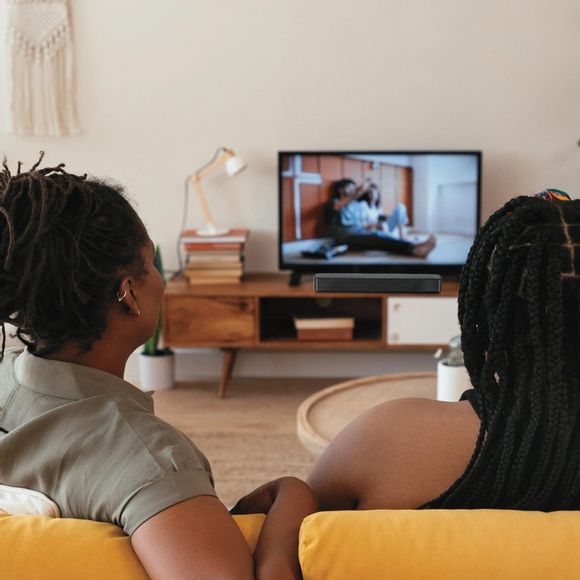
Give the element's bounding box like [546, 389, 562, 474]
[138, 245, 175, 391]
[436, 335, 471, 402]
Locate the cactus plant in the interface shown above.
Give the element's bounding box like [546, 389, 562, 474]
[142, 245, 171, 356]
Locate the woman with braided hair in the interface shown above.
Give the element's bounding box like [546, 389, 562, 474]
[0, 154, 316, 579]
[303, 189, 580, 512]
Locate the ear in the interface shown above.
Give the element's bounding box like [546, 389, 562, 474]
[116, 278, 141, 318]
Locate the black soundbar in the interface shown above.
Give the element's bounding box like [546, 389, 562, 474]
[313, 273, 442, 294]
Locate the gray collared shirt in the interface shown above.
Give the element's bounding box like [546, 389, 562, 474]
[0, 348, 216, 535]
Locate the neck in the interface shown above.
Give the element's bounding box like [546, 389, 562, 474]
[41, 337, 131, 379]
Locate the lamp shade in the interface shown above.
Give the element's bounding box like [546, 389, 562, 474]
[225, 154, 247, 177]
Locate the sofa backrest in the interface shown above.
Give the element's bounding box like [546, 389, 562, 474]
[2, 510, 580, 579]
[299, 510, 580, 579]
[0, 512, 264, 579]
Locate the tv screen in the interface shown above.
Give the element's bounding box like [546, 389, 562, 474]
[278, 151, 481, 277]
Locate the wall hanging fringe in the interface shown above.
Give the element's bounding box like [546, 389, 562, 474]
[6, 0, 80, 136]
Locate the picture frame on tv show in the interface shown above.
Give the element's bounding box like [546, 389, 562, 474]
[278, 151, 482, 277]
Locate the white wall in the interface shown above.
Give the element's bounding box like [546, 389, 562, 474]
[1, 0, 580, 381]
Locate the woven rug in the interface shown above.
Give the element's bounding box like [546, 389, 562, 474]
[152, 377, 342, 507]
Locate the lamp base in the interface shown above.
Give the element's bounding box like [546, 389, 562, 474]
[196, 225, 230, 237]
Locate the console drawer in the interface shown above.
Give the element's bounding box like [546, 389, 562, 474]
[164, 296, 256, 346]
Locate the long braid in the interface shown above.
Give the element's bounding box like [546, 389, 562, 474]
[422, 195, 580, 510]
[487, 258, 520, 504]
[515, 242, 551, 506]
[422, 207, 514, 507]
[506, 250, 545, 503]
[464, 213, 525, 506]
[499, 318, 531, 505]
[534, 243, 569, 505]
[556, 295, 580, 508]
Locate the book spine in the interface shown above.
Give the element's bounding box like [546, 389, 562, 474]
[181, 238, 247, 244]
[185, 251, 243, 259]
[179, 229, 249, 244]
[183, 243, 244, 251]
[185, 269, 243, 277]
[185, 262, 243, 270]
[184, 277, 243, 285]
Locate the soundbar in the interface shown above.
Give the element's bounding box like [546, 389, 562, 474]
[313, 273, 442, 294]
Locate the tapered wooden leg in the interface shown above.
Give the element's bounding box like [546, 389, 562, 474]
[218, 349, 237, 398]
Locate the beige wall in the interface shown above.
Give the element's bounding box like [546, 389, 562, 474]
[2, 0, 580, 380]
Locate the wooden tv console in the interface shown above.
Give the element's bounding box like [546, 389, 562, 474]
[163, 272, 460, 397]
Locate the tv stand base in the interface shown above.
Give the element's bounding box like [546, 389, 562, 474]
[289, 271, 302, 287]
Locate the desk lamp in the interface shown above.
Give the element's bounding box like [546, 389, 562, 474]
[189, 147, 247, 236]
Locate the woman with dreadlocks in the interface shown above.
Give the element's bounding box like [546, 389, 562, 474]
[0, 154, 315, 579]
[300, 188, 580, 511]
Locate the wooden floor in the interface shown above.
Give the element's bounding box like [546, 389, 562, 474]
[152, 377, 344, 507]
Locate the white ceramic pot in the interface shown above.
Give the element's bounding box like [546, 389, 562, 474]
[437, 360, 471, 402]
[138, 352, 175, 392]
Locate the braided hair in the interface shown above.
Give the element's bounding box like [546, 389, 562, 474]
[0, 153, 149, 359]
[422, 193, 580, 511]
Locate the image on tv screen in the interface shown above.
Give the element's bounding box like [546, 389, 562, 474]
[280, 152, 481, 269]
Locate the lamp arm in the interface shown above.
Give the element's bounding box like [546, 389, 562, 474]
[191, 147, 234, 181]
[192, 179, 216, 229]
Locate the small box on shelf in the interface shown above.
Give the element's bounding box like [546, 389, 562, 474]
[293, 316, 355, 341]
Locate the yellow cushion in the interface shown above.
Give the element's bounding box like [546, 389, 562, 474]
[299, 510, 580, 580]
[0, 512, 265, 580]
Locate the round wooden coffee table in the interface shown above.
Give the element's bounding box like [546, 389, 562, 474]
[297, 372, 437, 456]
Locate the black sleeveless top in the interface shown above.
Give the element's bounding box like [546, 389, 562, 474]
[460, 389, 481, 419]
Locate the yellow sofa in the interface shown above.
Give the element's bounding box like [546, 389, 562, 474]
[2, 510, 580, 579]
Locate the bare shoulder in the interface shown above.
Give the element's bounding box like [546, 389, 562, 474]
[308, 398, 480, 510]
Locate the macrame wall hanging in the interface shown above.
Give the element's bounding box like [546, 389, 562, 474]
[6, 0, 80, 136]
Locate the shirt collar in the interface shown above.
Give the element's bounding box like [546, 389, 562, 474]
[13, 348, 153, 411]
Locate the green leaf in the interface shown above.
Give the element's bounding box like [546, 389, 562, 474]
[142, 244, 172, 356]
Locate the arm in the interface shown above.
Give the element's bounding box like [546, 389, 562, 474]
[308, 398, 481, 511]
[306, 416, 367, 511]
[333, 196, 354, 210]
[306, 399, 415, 510]
[131, 496, 254, 580]
[232, 477, 318, 580]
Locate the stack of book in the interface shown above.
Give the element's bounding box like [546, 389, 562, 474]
[180, 228, 249, 285]
[293, 316, 355, 341]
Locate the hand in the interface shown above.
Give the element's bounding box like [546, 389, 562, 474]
[357, 177, 372, 194]
[249, 478, 318, 580]
[231, 477, 317, 516]
[354, 185, 366, 199]
[230, 479, 281, 515]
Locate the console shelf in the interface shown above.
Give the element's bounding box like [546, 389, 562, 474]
[164, 272, 459, 397]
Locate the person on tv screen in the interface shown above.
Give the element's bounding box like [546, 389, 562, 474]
[359, 181, 408, 239]
[331, 178, 436, 258]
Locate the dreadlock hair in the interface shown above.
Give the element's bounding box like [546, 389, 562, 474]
[421, 194, 580, 511]
[0, 152, 149, 359]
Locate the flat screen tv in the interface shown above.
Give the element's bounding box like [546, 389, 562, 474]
[278, 151, 482, 281]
